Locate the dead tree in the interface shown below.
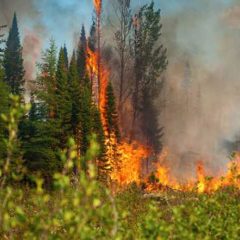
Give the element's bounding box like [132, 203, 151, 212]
[112, 0, 133, 115]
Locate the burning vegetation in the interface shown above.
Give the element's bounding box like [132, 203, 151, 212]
[1, 0, 240, 239]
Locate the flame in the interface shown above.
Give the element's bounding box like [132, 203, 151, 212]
[93, 0, 102, 16]
[87, 1, 240, 193]
[146, 151, 240, 194]
[111, 141, 149, 186]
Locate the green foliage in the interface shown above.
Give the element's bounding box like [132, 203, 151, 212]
[77, 25, 87, 79]
[3, 13, 25, 96]
[0, 95, 30, 186]
[63, 44, 69, 69]
[105, 81, 120, 140]
[56, 47, 72, 147]
[36, 38, 58, 119]
[0, 80, 9, 160]
[139, 190, 240, 240]
[132, 2, 167, 152]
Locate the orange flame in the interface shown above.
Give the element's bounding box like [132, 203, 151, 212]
[111, 141, 149, 186]
[93, 0, 102, 16]
[146, 151, 240, 194]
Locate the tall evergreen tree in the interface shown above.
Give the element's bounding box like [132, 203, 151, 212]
[69, 51, 81, 153]
[37, 39, 57, 119]
[77, 25, 87, 80]
[79, 82, 93, 156]
[21, 41, 62, 179]
[88, 20, 97, 52]
[105, 81, 120, 140]
[56, 47, 72, 147]
[3, 13, 25, 96]
[131, 2, 167, 152]
[63, 44, 69, 69]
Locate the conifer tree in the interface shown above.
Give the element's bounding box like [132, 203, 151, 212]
[91, 104, 110, 179]
[131, 2, 167, 152]
[69, 52, 81, 153]
[105, 81, 120, 140]
[21, 94, 61, 179]
[3, 13, 25, 96]
[20, 40, 62, 177]
[79, 78, 93, 155]
[88, 20, 97, 52]
[56, 47, 72, 147]
[77, 25, 87, 80]
[37, 39, 57, 119]
[63, 44, 69, 69]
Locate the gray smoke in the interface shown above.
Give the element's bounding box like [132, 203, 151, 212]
[159, 1, 240, 179]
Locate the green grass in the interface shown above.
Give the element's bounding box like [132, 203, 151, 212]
[1, 180, 240, 239]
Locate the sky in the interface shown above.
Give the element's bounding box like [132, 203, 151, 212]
[0, 0, 237, 49]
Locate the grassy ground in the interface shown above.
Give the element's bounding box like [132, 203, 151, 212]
[1, 179, 240, 239]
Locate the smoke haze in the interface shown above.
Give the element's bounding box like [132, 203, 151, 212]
[160, 1, 240, 179]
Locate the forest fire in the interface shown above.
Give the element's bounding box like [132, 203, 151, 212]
[144, 151, 240, 194]
[88, 0, 240, 194]
[86, 41, 150, 186]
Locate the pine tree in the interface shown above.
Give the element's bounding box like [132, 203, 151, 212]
[20, 40, 62, 178]
[79, 78, 93, 155]
[88, 20, 97, 52]
[69, 51, 82, 154]
[141, 87, 163, 153]
[105, 81, 120, 140]
[91, 104, 109, 179]
[131, 2, 167, 152]
[77, 25, 87, 80]
[3, 13, 25, 96]
[63, 44, 69, 69]
[56, 47, 72, 147]
[21, 100, 62, 180]
[36, 39, 58, 119]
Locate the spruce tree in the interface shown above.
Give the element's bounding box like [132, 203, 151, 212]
[20, 40, 61, 178]
[79, 77, 93, 155]
[63, 44, 69, 69]
[91, 104, 110, 179]
[56, 47, 72, 147]
[88, 20, 97, 52]
[105, 81, 120, 140]
[69, 51, 81, 154]
[3, 13, 25, 96]
[37, 39, 58, 119]
[77, 25, 87, 80]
